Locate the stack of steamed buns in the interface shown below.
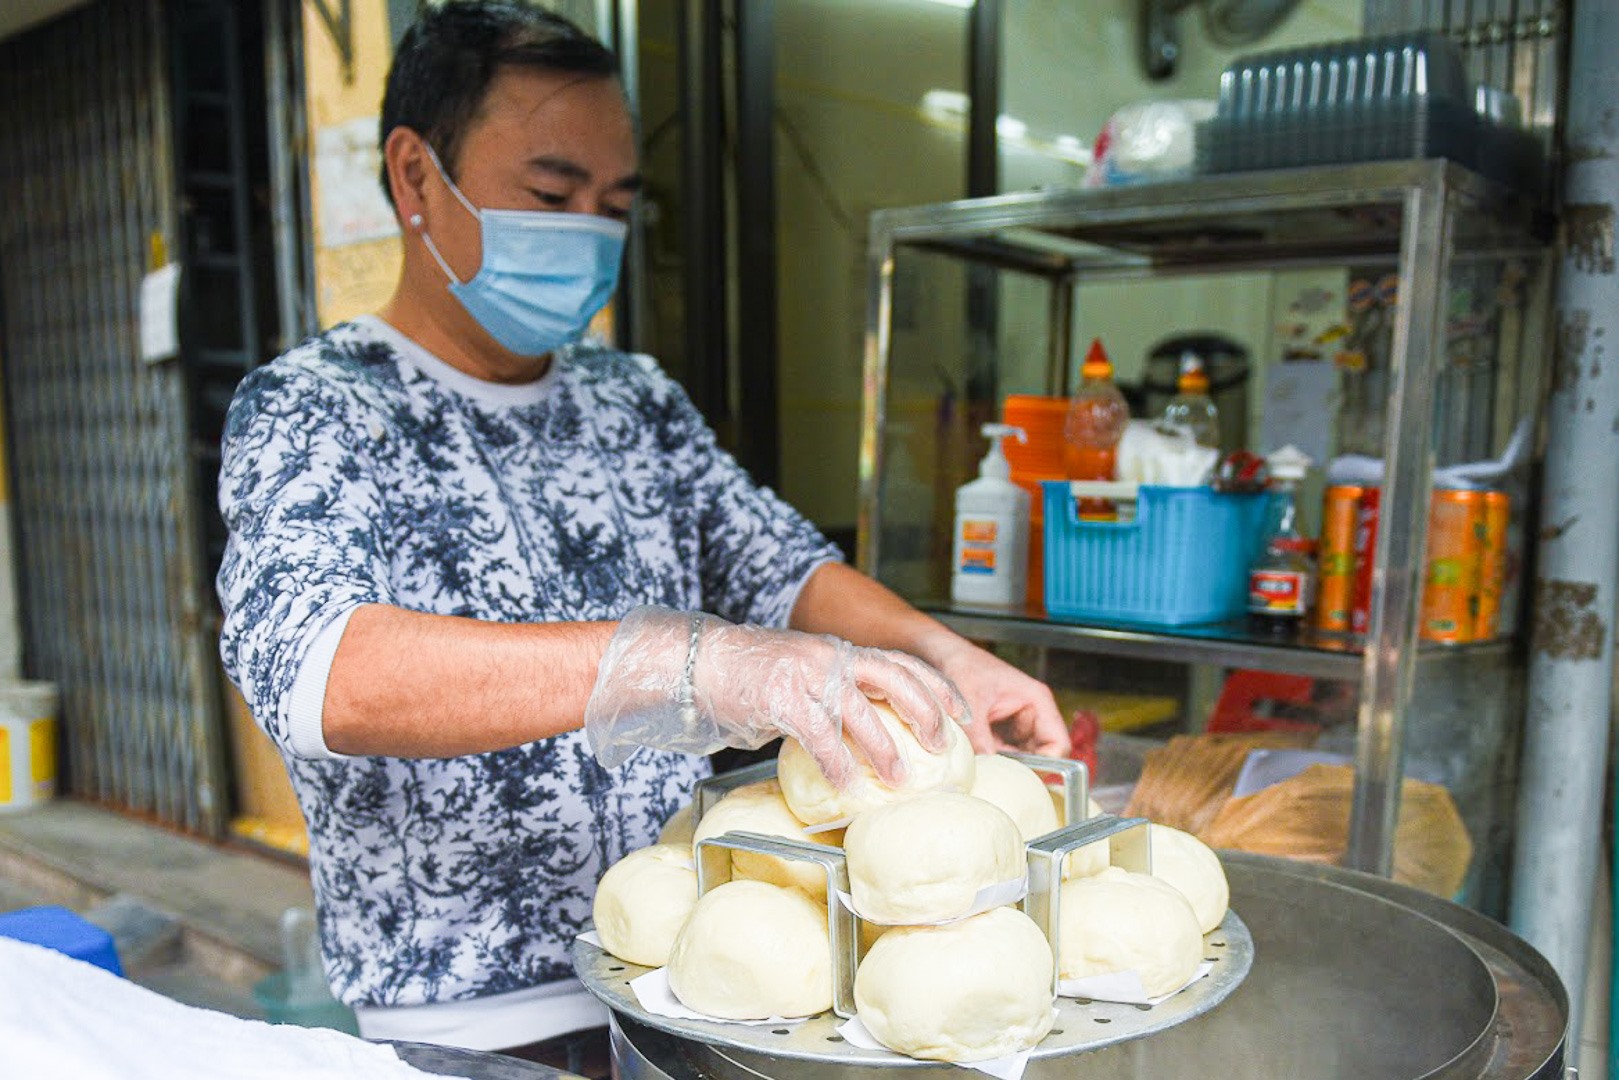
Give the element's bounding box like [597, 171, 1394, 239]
[591, 704, 1229, 1063]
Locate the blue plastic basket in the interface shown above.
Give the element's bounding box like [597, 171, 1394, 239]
[1041, 482, 1269, 626]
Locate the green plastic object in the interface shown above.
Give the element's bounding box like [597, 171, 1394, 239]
[253, 906, 358, 1034]
[252, 970, 360, 1033]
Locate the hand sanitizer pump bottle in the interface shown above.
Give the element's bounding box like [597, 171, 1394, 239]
[951, 423, 1031, 607]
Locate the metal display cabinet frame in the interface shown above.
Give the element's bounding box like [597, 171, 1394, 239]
[857, 160, 1552, 877]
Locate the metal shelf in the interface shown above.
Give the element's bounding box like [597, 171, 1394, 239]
[925, 602, 1517, 681]
[868, 160, 1547, 281]
[859, 159, 1553, 879]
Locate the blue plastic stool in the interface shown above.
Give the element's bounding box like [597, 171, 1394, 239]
[0, 905, 122, 976]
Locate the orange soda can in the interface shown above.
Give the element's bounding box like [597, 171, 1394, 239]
[1315, 485, 1362, 634]
[1421, 489, 1484, 643]
[1474, 491, 1510, 640]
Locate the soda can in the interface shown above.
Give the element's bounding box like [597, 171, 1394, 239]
[1315, 485, 1362, 634]
[1350, 487, 1380, 637]
[1421, 489, 1484, 643]
[1474, 491, 1510, 640]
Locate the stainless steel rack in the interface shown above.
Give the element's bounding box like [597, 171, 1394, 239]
[926, 602, 1518, 682]
[858, 160, 1551, 879]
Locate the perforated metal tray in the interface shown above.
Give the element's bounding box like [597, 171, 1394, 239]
[573, 909, 1252, 1065]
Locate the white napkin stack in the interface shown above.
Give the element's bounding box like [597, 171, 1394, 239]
[1117, 421, 1219, 487]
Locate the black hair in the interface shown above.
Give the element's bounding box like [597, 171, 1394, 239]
[378, 1, 619, 208]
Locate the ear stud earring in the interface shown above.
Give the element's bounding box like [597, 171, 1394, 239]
[409, 214, 423, 228]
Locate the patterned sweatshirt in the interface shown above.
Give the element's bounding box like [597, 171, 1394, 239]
[216, 316, 841, 1013]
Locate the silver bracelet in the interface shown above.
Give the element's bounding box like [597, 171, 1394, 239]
[677, 612, 703, 726]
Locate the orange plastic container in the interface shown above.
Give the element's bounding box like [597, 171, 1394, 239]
[1004, 397, 1067, 614]
[1001, 395, 1069, 476]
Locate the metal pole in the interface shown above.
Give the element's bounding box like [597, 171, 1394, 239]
[1509, 0, 1619, 1050]
[1046, 273, 1074, 396]
[733, 0, 779, 489]
[1344, 176, 1450, 874]
[613, 0, 654, 358]
[966, 0, 1000, 200]
[964, 0, 1001, 425]
[266, 0, 314, 350]
[856, 222, 897, 577]
[677, 0, 728, 429]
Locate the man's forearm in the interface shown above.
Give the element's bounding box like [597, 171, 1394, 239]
[322, 605, 616, 757]
[789, 562, 972, 669]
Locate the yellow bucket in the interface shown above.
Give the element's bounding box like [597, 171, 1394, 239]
[0, 681, 58, 812]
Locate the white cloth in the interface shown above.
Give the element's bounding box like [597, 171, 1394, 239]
[0, 937, 463, 1080]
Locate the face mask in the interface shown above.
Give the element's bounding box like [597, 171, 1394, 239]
[416, 146, 628, 357]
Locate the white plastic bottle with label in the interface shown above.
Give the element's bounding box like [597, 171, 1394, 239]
[951, 423, 1030, 607]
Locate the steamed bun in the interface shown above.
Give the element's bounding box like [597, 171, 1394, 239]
[658, 802, 696, 847]
[969, 754, 1060, 840]
[777, 702, 974, 826]
[1148, 824, 1229, 933]
[855, 906, 1055, 1062]
[691, 780, 841, 900]
[591, 844, 698, 967]
[844, 792, 1025, 924]
[1057, 866, 1203, 998]
[1051, 787, 1106, 827]
[666, 880, 832, 1020]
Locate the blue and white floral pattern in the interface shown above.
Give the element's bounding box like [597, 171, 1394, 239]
[216, 319, 840, 1008]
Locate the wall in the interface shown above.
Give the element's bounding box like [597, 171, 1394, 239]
[770, 0, 1364, 533]
[773, 0, 973, 531]
[304, 0, 402, 327]
[997, 0, 1362, 440]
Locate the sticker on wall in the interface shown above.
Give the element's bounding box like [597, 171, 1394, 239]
[315, 116, 401, 248]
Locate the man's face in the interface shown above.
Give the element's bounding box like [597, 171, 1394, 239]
[421, 67, 640, 284]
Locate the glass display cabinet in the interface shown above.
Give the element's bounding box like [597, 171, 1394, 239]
[858, 160, 1553, 907]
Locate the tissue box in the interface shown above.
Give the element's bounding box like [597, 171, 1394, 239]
[1041, 483, 1269, 626]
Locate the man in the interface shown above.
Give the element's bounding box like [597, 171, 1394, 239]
[217, 1, 1067, 1070]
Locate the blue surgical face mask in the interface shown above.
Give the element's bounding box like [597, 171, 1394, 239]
[418, 146, 628, 357]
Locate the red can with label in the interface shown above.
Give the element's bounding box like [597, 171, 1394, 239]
[1474, 491, 1510, 640]
[1350, 487, 1381, 636]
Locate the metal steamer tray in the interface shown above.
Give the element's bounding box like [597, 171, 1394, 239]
[574, 755, 1254, 1066]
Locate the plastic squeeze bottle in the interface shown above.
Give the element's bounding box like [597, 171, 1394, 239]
[1161, 351, 1220, 449]
[951, 423, 1030, 607]
[1064, 339, 1130, 521]
[1247, 445, 1317, 635]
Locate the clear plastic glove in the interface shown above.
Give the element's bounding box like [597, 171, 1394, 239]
[585, 606, 968, 787]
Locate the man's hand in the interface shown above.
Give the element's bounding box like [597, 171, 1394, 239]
[583, 607, 968, 785]
[789, 563, 1070, 759]
[918, 636, 1069, 757]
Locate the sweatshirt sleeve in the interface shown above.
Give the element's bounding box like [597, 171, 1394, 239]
[215, 362, 396, 759]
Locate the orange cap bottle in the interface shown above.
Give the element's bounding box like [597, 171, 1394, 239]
[1064, 338, 1130, 521]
